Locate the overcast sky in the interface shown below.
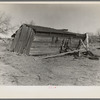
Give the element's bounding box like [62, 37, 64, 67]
[0, 3, 100, 37]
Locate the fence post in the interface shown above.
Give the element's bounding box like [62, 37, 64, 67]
[86, 33, 89, 50]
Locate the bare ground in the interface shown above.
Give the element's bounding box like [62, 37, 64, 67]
[0, 39, 100, 85]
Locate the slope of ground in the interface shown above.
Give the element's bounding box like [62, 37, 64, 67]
[0, 39, 100, 85]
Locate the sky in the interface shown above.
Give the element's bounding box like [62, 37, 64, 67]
[0, 3, 100, 37]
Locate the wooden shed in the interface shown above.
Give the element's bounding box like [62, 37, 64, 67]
[10, 24, 87, 55]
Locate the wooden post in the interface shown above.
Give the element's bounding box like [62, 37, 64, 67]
[86, 33, 89, 50]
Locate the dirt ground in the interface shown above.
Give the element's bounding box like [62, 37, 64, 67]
[0, 39, 100, 85]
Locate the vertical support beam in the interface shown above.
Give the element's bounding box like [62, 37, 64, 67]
[86, 33, 89, 50]
[52, 36, 54, 43]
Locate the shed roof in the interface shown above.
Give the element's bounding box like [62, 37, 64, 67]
[25, 24, 86, 39]
[26, 24, 68, 33]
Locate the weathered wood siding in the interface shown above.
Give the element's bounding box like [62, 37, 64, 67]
[10, 24, 86, 55]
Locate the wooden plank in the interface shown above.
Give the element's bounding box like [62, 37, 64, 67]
[19, 26, 30, 54]
[80, 39, 87, 50]
[23, 27, 33, 54]
[35, 32, 86, 39]
[18, 25, 29, 54]
[25, 30, 34, 55]
[15, 25, 28, 53]
[23, 27, 32, 53]
[14, 28, 22, 52]
[10, 27, 22, 51]
[24, 29, 35, 55]
[43, 48, 86, 59]
[14, 25, 26, 53]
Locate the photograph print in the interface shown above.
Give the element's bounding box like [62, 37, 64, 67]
[0, 3, 100, 86]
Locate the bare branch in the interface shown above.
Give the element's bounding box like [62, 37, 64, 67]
[0, 11, 14, 35]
